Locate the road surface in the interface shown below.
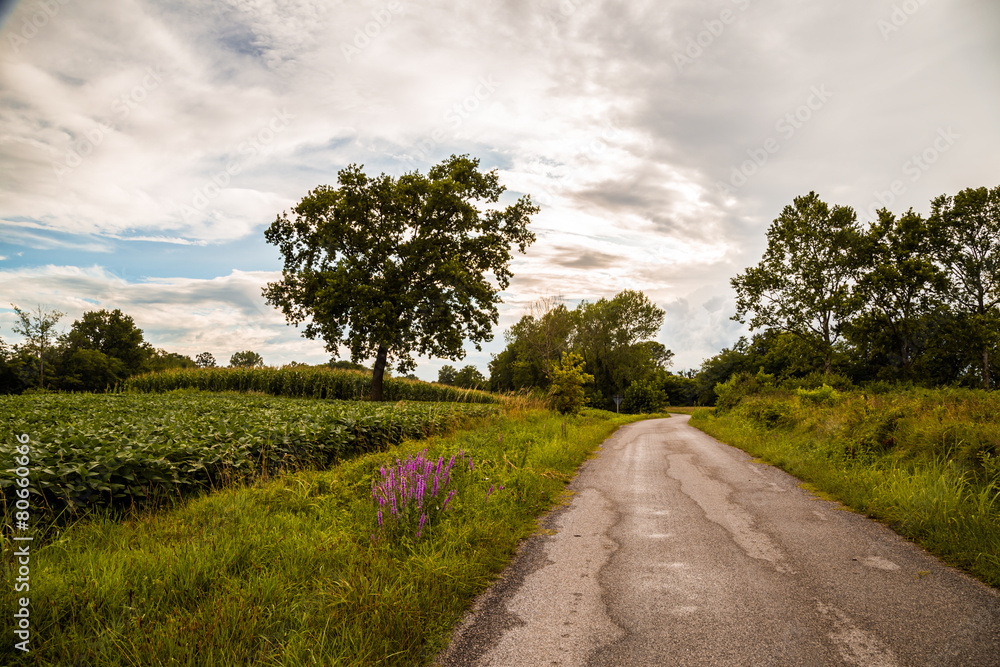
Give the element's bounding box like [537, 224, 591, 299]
[435, 415, 1000, 666]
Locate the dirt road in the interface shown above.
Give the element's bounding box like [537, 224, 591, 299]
[436, 415, 1000, 666]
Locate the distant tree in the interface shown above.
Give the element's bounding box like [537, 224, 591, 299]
[489, 290, 670, 404]
[230, 350, 264, 368]
[548, 351, 593, 415]
[574, 290, 667, 401]
[731, 192, 863, 375]
[262, 154, 538, 400]
[328, 359, 369, 372]
[622, 379, 666, 414]
[507, 297, 576, 383]
[10, 304, 64, 389]
[148, 349, 196, 372]
[57, 348, 125, 392]
[195, 352, 217, 368]
[62, 309, 150, 376]
[437, 364, 457, 385]
[0, 336, 22, 394]
[928, 185, 1000, 389]
[453, 364, 487, 389]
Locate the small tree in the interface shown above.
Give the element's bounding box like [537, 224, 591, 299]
[623, 379, 666, 414]
[195, 352, 217, 368]
[437, 365, 458, 385]
[453, 364, 487, 388]
[10, 304, 64, 389]
[547, 350, 594, 415]
[230, 350, 264, 368]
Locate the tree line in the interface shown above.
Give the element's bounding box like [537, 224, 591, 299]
[0, 306, 283, 394]
[486, 290, 688, 411]
[711, 184, 1000, 397]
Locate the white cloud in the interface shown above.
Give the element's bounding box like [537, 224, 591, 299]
[2, 0, 998, 376]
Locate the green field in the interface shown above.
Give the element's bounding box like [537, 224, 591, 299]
[0, 391, 495, 519]
[1, 390, 651, 665]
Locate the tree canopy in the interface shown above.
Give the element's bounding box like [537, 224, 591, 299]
[489, 290, 671, 409]
[263, 154, 538, 400]
[731, 191, 863, 375]
[230, 350, 265, 368]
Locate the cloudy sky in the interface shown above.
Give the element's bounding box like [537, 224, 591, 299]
[1, 0, 998, 380]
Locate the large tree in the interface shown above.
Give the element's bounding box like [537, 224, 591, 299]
[263, 155, 538, 400]
[844, 208, 946, 379]
[928, 185, 1000, 389]
[731, 192, 863, 375]
[574, 289, 667, 397]
[62, 308, 151, 376]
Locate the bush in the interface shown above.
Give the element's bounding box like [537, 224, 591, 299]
[547, 351, 593, 415]
[622, 380, 666, 414]
[713, 369, 778, 413]
[780, 371, 854, 392]
[795, 383, 843, 406]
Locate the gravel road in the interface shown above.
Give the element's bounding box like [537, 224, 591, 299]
[434, 415, 1000, 666]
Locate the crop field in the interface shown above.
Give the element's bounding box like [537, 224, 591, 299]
[123, 366, 496, 403]
[0, 391, 496, 518]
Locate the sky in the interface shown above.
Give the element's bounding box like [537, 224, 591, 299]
[1, 0, 998, 381]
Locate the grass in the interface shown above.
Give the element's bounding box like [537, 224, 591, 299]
[1, 405, 650, 666]
[690, 385, 1000, 588]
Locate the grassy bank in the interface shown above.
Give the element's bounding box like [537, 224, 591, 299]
[690, 380, 1000, 588]
[2, 406, 649, 666]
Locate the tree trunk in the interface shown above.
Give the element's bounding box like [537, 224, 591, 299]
[371, 344, 388, 401]
[983, 347, 991, 391]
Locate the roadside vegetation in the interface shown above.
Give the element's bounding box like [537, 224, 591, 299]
[1, 402, 654, 666]
[691, 374, 1000, 588]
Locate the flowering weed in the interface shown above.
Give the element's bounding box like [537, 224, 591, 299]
[371, 449, 474, 542]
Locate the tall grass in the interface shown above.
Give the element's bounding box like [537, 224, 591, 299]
[691, 383, 1000, 587]
[123, 366, 497, 403]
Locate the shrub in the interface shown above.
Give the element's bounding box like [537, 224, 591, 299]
[622, 380, 666, 414]
[795, 383, 843, 406]
[713, 369, 778, 413]
[547, 351, 593, 415]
